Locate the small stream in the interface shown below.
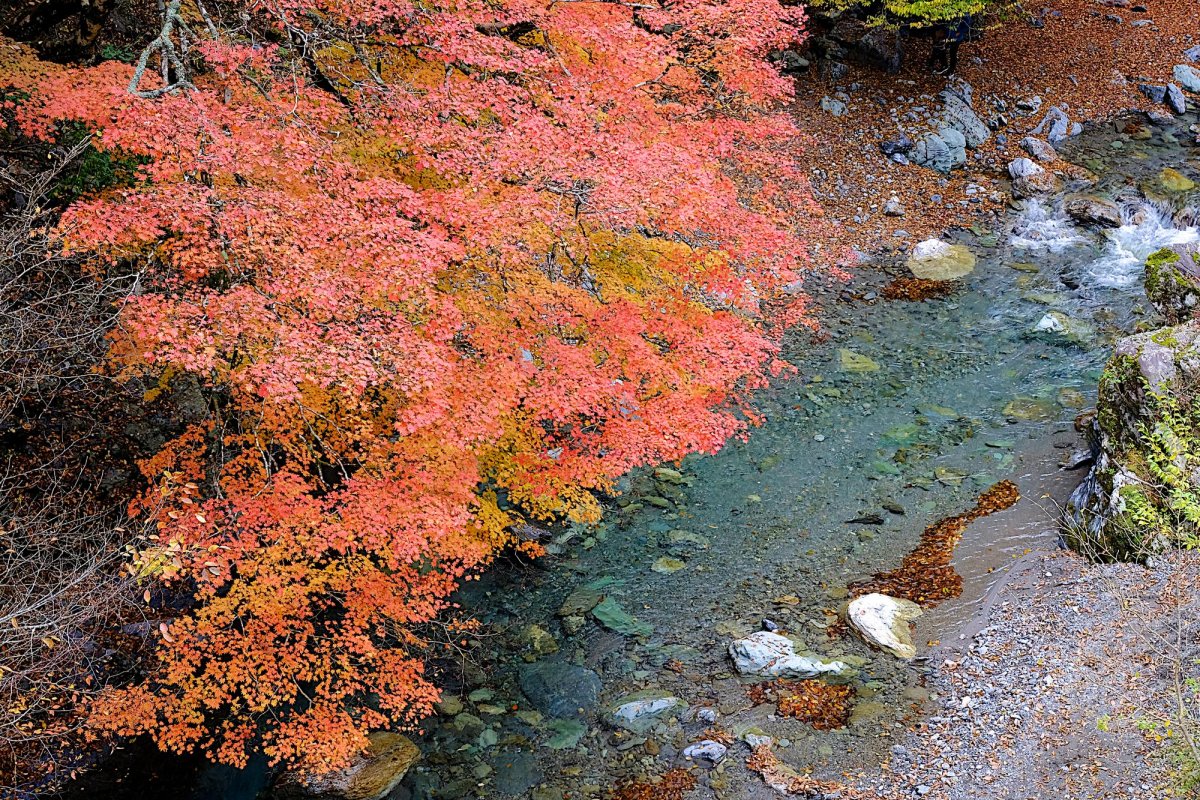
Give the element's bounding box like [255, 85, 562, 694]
[61, 113, 1200, 800]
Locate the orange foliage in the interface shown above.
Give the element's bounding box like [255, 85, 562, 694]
[0, 0, 836, 773]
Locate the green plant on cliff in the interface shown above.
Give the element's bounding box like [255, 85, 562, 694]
[1123, 391, 1200, 550]
[809, 0, 1000, 26]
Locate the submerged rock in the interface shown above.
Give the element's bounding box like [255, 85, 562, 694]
[275, 733, 420, 800]
[519, 661, 603, 718]
[847, 593, 922, 659]
[1158, 167, 1197, 194]
[591, 596, 652, 637]
[606, 689, 686, 733]
[727, 631, 851, 679]
[906, 239, 976, 281]
[838, 348, 880, 373]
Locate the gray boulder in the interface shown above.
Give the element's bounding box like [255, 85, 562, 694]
[1021, 136, 1058, 163]
[518, 661, 602, 718]
[1168, 83, 1189, 114]
[820, 96, 848, 117]
[1031, 105, 1077, 144]
[1140, 83, 1168, 104]
[911, 133, 954, 174]
[940, 91, 991, 148]
[1174, 64, 1200, 92]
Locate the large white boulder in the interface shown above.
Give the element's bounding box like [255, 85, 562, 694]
[847, 593, 923, 660]
[728, 631, 850, 678]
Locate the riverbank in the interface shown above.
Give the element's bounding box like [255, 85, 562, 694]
[858, 548, 1200, 799]
[789, 0, 1199, 250]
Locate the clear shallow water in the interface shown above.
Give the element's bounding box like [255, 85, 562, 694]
[60, 115, 1200, 800]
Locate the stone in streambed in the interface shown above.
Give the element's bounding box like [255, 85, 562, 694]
[1063, 195, 1122, 228]
[838, 348, 880, 373]
[605, 689, 686, 733]
[1159, 167, 1196, 194]
[591, 596, 652, 637]
[907, 239, 976, 281]
[846, 593, 922, 660]
[519, 661, 602, 718]
[727, 631, 851, 679]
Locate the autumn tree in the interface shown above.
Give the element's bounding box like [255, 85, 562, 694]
[0, 0, 831, 774]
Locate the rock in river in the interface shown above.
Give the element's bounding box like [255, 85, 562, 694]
[682, 740, 728, 766]
[275, 733, 420, 800]
[605, 688, 687, 733]
[1063, 195, 1122, 228]
[728, 631, 851, 679]
[519, 660, 602, 718]
[907, 239, 976, 281]
[847, 593, 922, 660]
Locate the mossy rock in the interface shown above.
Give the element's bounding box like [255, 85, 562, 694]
[1145, 246, 1200, 325]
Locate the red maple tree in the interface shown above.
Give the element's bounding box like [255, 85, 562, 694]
[1, 0, 829, 772]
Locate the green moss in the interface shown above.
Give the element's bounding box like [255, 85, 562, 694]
[50, 123, 147, 205]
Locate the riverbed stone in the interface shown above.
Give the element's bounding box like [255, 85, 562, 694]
[1159, 167, 1196, 194]
[605, 689, 687, 733]
[846, 593, 922, 659]
[520, 624, 559, 660]
[591, 596, 652, 637]
[275, 733, 420, 800]
[728, 631, 851, 679]
[681, 740, 728, 765]
[518, 661, 603, 718]
[838, 348, 880, 373]
[490, 750, 543, 796]
[1063, 194, 1122, 228]
[906, 239, 976, 281]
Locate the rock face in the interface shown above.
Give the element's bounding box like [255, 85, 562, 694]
[846, 593, 922, 659]
[1063, 195, 1123, 228]
[275, 733, 420, 800]
[727, 631, 851, 679]
[906, 239, 976, 280]
[1067, 246, 1200, 559]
